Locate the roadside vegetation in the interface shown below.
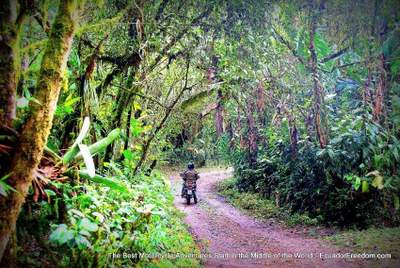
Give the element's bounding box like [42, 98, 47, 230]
[218, 177, 400, 257]
[18, 161, 200, 267]
[326, 227, 400, 258]
[217, 177, 318, 227]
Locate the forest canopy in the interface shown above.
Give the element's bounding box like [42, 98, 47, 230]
[0, 0, 399, 267]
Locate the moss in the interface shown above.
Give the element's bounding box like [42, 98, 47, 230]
[181, 89, 216, 111]
[0, 0, 82, 260]
[0, 0, 25, 126]
[75, 11, 124, 37]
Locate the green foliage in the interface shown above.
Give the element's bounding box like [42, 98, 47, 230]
[62, 117, 91, 165]
[74, 128, 122, 162]
[390, 83, 400, 127]
[130, 118, 144, 137]
[49, 217, 98, 250]
[0, 173, 16, 197]
[75, 170, 128, 193]
[229, 112, 400, 227]
[55, 95, 80, 118]
[165, 123, 231, 168]
[45, 171, 199, 267]
[383, 28, 400, 76]
[180, 89, 216, 111]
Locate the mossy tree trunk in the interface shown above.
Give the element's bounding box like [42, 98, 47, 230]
[0, 0, 24, 127]
[0, 0, 80, 261]
[0, 2, 26, 266]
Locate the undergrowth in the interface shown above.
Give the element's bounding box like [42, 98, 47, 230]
[18, 170, 200, 268]
[227, 119, 400, 228]
[216, 177, 318, 227]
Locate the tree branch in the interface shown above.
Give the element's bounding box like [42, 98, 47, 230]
[97, 4, 211, 96]
[147, 5, 212, 73]
[271, 26, 307, 66]
[110, 83, 166, 108]
[155, 0, 170, 21]
[320, 47, 349, 63]
[133, 57, 191, 174]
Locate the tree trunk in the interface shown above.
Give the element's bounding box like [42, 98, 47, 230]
[215, 89, 224, 136]
[362, 1, 377, 112]
[0, 0, 24, 127]
[255, 82, 267, 149]
[0, 0, 79, 260]
[362, 64, 372, 108]
[373, 19, 389, 123]
[208, 54, 224, 137]
[104, 87, 137, 162]
[373, 53, 387, 122]
[0, 229, 16, 267]
[256, 82, 266, 127]
[227, 120, 235, 150]
[309, 12, 328, 149]
[305, 110, 314, 141]
[0, 4, 25, 263]
[246, 97, 258, 167]
[237, 106, 246, 149]
[124, 106, 133, 151]
[288, 113, 298, 160]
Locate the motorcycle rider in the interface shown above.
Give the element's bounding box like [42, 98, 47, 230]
[180, 162, 199, 198]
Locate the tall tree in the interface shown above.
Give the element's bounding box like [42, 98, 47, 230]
[0, 0, 82, 260]
[309, 1, 329, 148]
[245, 91, 258, 167]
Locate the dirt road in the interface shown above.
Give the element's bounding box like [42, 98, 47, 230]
[169, 168, 368, 268]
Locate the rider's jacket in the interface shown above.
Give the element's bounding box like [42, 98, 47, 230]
[181, 170, 199, 184]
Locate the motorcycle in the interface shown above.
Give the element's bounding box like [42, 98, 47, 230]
[181, 175, 198, 205]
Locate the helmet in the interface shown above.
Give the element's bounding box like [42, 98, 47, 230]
[188, 162, 195, 170]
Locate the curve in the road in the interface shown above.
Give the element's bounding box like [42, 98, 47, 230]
[170, 169, 365, 268]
